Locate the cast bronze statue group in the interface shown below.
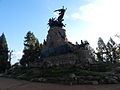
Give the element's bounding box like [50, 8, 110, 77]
[48, 6, 67, 28]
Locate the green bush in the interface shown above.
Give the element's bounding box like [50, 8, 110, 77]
[113, 67, 120, 73]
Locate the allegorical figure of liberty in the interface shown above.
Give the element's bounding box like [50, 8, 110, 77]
[54, 6, 67, 22]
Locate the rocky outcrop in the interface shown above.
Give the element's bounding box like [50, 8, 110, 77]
[41, 27, 71, 58]
[46, 27, 68, 48]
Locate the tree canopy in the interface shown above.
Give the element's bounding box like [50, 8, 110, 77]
[0, 33, 10, 72]
[20, 31, 42, 67]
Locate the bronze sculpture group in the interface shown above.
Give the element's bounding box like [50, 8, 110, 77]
[48, 6, 67, 28]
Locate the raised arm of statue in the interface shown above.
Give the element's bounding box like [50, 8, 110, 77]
[54, 6, 65, 12]
[54, 9, 62, 12]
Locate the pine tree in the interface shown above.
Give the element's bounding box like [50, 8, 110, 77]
[20, 31, 42, 67]
[96, 37, 107, 62]
[96, 37, 118, 63]
[106, 37, 117, 63]
[0, 33, 10, 72]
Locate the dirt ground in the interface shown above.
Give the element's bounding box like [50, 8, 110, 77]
[0, 77, 120, 90]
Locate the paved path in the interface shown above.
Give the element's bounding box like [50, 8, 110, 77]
[0, 77, 120, 90]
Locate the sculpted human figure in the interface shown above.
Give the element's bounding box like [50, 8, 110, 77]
[54, 6, 67, 22]
[48, 6, 67, 28]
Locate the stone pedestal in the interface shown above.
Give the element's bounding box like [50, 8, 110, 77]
[46, 27, 68, 48]
[41, 27, 71, 58]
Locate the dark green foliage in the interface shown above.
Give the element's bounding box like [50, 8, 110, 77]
[7, 65, 105, 82]
[18, 68, 42, 80]
[20, 31, 43, 67]
[96, 37, 119, 63]
[113, 67, 120, 73]
[39, 65, 104, 78]
[7, 65, 43, 80]
[0, 33, 10, 73]
[96, 37, 106, 62]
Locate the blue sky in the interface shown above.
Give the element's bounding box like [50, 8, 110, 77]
[0, 0, 87, 50]
[0, 0, 120, 64]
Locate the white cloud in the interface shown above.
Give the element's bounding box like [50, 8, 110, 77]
[71, 13, 81, 19]
[11, 51, 23, 64]
[71, 3, 96, 21]
[79, 3, 95, 12]
[70, 0, 120, 48]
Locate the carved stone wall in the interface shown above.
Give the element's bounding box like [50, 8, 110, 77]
[43, 53, 78, 67]
[42, 50, 96, 67]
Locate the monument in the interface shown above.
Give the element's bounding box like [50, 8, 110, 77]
[40, 7, 96, 67]
[46, 6, 68, 48]
[41, 6, 72, 58]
